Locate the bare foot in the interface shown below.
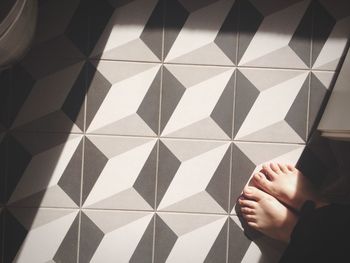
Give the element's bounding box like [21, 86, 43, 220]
[239, 186, 298, 243]
[252, 163, 325, 211]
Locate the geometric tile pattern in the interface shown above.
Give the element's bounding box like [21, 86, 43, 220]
[164, 0, 238, 65]
[90, 0, 163, 62]
[311, 0, 350, 70]
[234, 68, 309, 143]
[10, 56, 86, 133]
[82, 136, 157, 210]
[6, 133, 83, 208]
[308, 71, 335, 133]
[237, 0, 312, 69]
[86, 61, 161, 136]
[154, 213, 228, 263]
[3, 207, 79, 263]
[80, 210, 154, 263]
[26, 0, 89, 58]
[160, 65, 234, 139]
[2, 0, 349, 262]
[157, 139, 231, 213]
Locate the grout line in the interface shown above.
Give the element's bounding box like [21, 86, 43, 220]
[306, 2, 315, 141]
[226, 143, 234, 263]
[76, 134, 86, 263]
[76, 210, 82, 263]
[306, 71, 312, 141]
[7, 128, 308, 146]
[152, 212, 157, 263]
[85, 57, 336, 72]
[226, 215, 230, 263]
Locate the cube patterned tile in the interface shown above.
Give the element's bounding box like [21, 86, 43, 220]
[3, 207, 79, 263]
[6, 132, 83, 208]
[90, 0, 163, 62]
[160, 65, 234, 140]
[157, 139, 231, 213]
[82, 135, 157, 210]
[26, 0, 89, 58]
[308, 71, 335, 135]
[234, 68, 309, 143]
[79, 210, 154, 263]
[86, 60, 161, 136]
[154, 212, 228, 263]
[230, 142, 304, 213]
[228, 216, 286, 263]
[10, 56, 86, 133]
[238, 0, 312, 69]
[312, 0, 350, 70]
[164, 0, 238, 65]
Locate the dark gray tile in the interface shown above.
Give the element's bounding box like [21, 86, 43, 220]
[89, 0, 163, 61]
[80, 210, 154, 262]
[7, 132, 83, 208]
[164, 0, 237, 65]
[308, 71, 335, 136]
[10, 56, 86, 133]
[4, 207, 79, 262]
[26, 0, 89, 58]
[238, 0, 312, 69]
[154, 212, 227, 262]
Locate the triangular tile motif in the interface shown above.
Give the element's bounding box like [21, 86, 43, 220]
[25, 0, 90, 58]
[86, 60, 161, 136]
[238, 0, 312, 69]
[6, 132, 83, 208]
[160, 65, 234, 140]
[308, 71, 335, 134]
[311, 0, 350, 70]
[10, 56, 86, 133]
[3, 207, 79, 263]
[157, 139, 230, 213]
[234, 68, 309, 143]
[82, 136, 157, 210]
[164, 0, 238, 65]
[154, 213, 228, 263]
[80, 210, 154, 262]
[90, 0, 163, 61]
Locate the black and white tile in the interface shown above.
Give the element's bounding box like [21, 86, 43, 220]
[2, 0, 348, 262]
[3, 207, 79, 263]
[6, 132, 83, 208]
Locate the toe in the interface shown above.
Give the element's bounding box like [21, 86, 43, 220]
[270, 163, 282, 175]
[262, 163, 279, 179]
[243, 213, 256, 222]
[286, 164, 296, 172]
[278, 164, 289, 174]
[241, 207, 254, 215]
[253, 172, 273, 193]
[243, 186, 268, 201]
[238, 198, 256, 208]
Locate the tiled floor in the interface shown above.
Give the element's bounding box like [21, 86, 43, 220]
[1, 0, 349, 262]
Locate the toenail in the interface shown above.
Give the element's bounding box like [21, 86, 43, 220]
[245, 187, 252, 194]
[255, 173, 262, 179]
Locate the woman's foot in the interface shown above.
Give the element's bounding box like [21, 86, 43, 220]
[239, 186, 298, 243]
[252, 163, 326, 211]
